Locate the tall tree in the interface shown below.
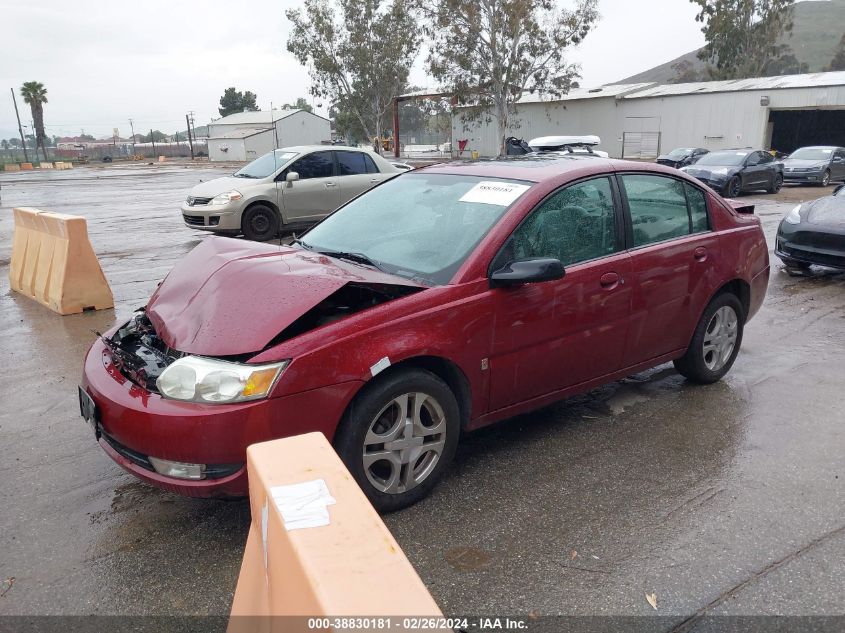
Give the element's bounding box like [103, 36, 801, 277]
[20, 81, 49, 161]
[1, 139, 8, 150]
[828, 33, 845, 71]
[218, 87, 259, 117]
[424, 0, 600, 156]
[691, 0, 796, 79]
[282, 96, 314, 113]
[286, 0, 419, 144]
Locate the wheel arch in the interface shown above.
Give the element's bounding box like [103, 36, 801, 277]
[241, 199, 281, 222]
[346, 355, 473, 433]
[713, 278, 751, 321]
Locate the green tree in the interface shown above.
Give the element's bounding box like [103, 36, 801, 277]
[9, 138, 21, 148]
[1, 139, 8, 150]
[20, 81, 49, 161]
[282, 96, 314, 113]
[423, 0, 600, 156]
[691, 0, 796, 79]
[670, 59, 704, 83]
[286, 0, 419, 144]
[142, 130, 168, 142]
[827, 33, 845, 71]
[218, 87, 259, 117]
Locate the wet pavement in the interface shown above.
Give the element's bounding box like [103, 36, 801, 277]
[0, 165, 842, 620]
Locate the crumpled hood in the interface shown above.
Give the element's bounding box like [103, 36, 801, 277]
[189, 176, 256, 198]
[804, 195, 845, 227]
[146, 237, 423, 356]
[683, 165, 737, 178]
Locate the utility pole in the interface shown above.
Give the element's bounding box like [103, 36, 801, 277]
[150, 129, 156, 156]
[185, 113, 194, 159]
[11, 88, 29, 163]
[129, 118, 136, 156]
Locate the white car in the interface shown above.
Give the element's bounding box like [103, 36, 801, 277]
[181, 146, 403, 241]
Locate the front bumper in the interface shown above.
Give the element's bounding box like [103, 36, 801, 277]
[776, 226, 845, 270]
[180, 201, 242, 232]
[81, 337, 362, 497]
[783, 172, 825, 184]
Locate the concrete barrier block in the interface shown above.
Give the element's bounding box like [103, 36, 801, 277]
[20, 162, 33, 170]
[39, 162, 54, 169]
[4, 163, 21, 172]
[9, 207, 114, 315]
[158, 155, 166, 162]
[228, 432, 442, 632]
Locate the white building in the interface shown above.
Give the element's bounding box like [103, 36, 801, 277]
[450, 71, 845, 158]
[207, 109, 331, 162]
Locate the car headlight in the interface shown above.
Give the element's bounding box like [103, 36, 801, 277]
[209, 190, 243, 205]
[710, 168, 730, 177]
[784, 204, 802, 225]
[157, 356, 288, 403]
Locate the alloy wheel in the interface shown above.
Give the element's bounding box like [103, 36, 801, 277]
[822, 171, 830, 187]
[702, 306, 739, 371]
[362, 392, 447, 495]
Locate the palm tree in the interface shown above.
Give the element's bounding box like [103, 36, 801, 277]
[20, 81, 48, 161]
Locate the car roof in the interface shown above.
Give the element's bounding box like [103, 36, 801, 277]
[792, 145, 843, 150]
[418, 155, 663, 183]
[274, 145, 378, 154]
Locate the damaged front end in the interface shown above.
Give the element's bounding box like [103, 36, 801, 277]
[101, 311, 188, 393]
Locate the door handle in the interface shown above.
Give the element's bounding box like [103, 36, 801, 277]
[600, 272, 621, 288]
[694, 246, 707, 261]
[325, 181, 337, 188]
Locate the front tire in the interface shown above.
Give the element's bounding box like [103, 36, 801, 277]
[724, 176, 742, 198]
[241, 204, 280, 242]
[334, 369, 460, 512]
[674, 293, 744, 384]
[821, 170, 831, 187]
[767, 174, 783, 194]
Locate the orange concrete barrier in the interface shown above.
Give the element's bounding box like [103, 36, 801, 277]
[228, 432, 443, 633]
[9, 207, 114, 314]
[4, 163, 21, 172]
[20, 162, 33, 171]
[158, 155, 166, 162]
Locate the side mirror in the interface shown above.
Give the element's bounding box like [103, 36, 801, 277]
[285, 171, 300, 188]
[490, 258, 565, 288]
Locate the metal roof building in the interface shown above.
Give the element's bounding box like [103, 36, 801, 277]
[207, 109, 331, 162]
[451, 71, 845, 158]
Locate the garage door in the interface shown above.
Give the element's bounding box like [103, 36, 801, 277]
[769, 109, 845, 154]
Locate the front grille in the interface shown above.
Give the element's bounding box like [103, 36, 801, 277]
[789, 230, 845, 250]
[183, 214, 205, 226]
[187, 196, 212, 206]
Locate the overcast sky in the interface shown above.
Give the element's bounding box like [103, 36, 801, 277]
[0, 0, 704, 141]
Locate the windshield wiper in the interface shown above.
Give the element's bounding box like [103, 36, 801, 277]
[292, 238, 313, 250]
[232, 173, 258, 178]
[317, 249, 383, 270]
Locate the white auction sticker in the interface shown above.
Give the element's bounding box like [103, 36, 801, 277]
[459, 181, 531, 206]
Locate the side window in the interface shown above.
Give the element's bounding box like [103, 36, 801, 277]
[621, 174, 691, 247]
[834, 150, 845, 162]
[290, 151, 334, 180]
[505, 177, 618, 267]
[364, 154, 379, 174]
[685, 183, 710, 233]
[758, 152, 774, 164]
[336, 151, 368, 176]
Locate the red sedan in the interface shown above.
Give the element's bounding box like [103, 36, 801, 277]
[80, 156, 769, 511]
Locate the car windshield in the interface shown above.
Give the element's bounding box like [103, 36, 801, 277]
[667, 148, 693, 157]
[233, 150, 298, 178]
[788, 148, 834, 161]
[298, 173, 533, 285]
[694, 151, 748, 166]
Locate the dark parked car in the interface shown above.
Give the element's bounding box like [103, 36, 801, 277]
[656, 147, 709, 169]
[781, 146, 845, 187]
[681, 149, 783, 197]
[101, 156, 113, 163]
[776, 184, 845, 270]
[80, 156, 769, 511]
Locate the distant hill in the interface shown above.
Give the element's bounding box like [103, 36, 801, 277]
[616, 0, 845, 84]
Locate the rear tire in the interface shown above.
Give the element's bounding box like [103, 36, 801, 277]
[674, 293, 744, 384]
[241, 204, 280, 242]
[334, 368, 460, 512]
